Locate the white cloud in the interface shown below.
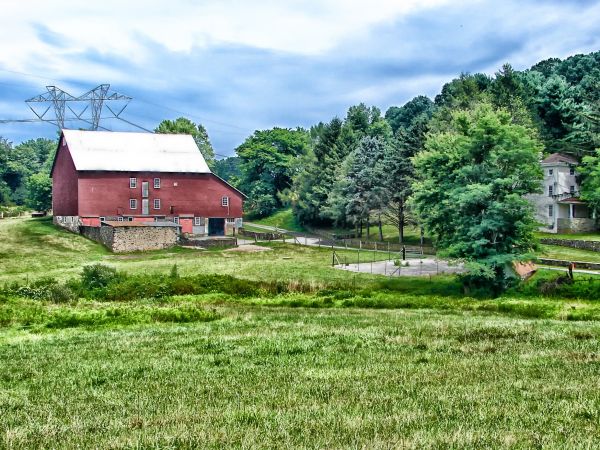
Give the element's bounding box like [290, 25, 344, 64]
[1, 0, 450, 73]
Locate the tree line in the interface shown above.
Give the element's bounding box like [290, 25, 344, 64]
[231, 51, 599, 241]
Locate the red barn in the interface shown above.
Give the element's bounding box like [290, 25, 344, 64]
[51, 129, 245, 236]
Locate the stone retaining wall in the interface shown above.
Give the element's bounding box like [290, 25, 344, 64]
[540, 238, 600, 252]
[557, 218, 597, 233]
[538, 258, 600, 270]
[180, 236, 237, 249]
[80, 224, 177, 252]
[238, 228, 284, 240]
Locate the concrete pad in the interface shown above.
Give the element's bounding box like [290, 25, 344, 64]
[336, 258, 464, 277]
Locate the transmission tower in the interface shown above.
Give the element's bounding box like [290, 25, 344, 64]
[24, 84, 138, 131]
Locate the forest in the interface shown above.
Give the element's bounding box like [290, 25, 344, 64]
[229, 51, 600, 239]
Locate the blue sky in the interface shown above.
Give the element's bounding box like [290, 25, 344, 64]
[0, 0, 599, 157]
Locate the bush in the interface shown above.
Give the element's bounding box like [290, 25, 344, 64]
[81, 264, 120, 291]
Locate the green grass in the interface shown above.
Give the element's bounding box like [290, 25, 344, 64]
[0, 217, 108, 278]
[537, 244, 600, 263]
[3, 217, 600, 446]
[248, 208, 305, 232]
[2, 306, 600, 448]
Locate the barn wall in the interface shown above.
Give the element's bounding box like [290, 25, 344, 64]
[77, 172, 243, 219]
[51, 142, 79, 216]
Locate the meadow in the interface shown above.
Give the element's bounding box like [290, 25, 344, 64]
[2, 217, 600, 448]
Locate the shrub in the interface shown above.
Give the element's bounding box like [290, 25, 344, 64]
[81, 264, 120, 291]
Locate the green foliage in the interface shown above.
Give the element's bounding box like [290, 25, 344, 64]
[579, 148, 600, 215]
[236, 127, 311, 218]
[155, 117, 216, 167]
[0, 137, 56, 206]
[411, 103, 543, 293]
[25, 173, 52, 211]
[213, 156, 241, 183]
[80, 264, 121, 292]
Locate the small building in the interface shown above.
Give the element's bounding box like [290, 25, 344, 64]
[51, 130, 245, 236]
[527, 153, 596, 233]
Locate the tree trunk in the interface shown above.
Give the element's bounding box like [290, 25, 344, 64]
[366, 215, 370, 241]
[378, 214, 383, 241]
[359, 220, 363, 238]
[398, 201, 405, 244]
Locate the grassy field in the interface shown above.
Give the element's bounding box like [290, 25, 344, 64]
[538, 244, 600, 263]
[247, 208, 305, 232]
[3, 217, 600, 447]
[2, 306, 600, 448]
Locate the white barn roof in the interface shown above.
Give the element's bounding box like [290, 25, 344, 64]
[61, 129, 211, 173]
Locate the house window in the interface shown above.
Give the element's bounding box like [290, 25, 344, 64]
[548, 169, 553, 176]
[142, 181, 149, 198]
[548, 205, 553, 217]
[570, 185, 575, 195]
[153, 199, 161, 210]
[173, 217, 179, 224]
[130, 199, 137, 210]
[154, 178, 161, 189]
[548, 186, 553, 197]
[130, 177, 137, 188]
[570, 167, 575, 176]
[221, 196, 229, 207]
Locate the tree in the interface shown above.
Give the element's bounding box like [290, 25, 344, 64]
[155, 117, 215, 167]
[411, 103, 543, 294]
[26, 173, 52, 212]
[579, 149, 600, 217]
[383, 97, 435, 242]
[236, 127, 310, 218]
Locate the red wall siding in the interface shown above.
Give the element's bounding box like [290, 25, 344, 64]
[51, 142, 78, 216]
[77, 172, 243, 218]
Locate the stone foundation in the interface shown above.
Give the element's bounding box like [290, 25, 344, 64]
[53, 215, 81, 233]
[557, 218, 597, 233]
[80, 223, 178, 253]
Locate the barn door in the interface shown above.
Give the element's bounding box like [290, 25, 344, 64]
[142, 199, 149, 215]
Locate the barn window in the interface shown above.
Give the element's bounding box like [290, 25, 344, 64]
[221, 196, 229, 207]
[153, 199, 161, 210]
[154, 178, 161, 189]
[194, 217, 202, 226]
[548, 205, 553, 217]
[130, 177, 137, 188]
[548, 185, 553, 197]
[226, 218, 235, 223]
[99, 217, 106, 223]
[130, 199, 137, 210]
[127, 217, 133, 222]
[173, 217, 179, 224]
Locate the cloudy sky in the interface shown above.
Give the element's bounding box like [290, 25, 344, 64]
[0, 0, 599, 156]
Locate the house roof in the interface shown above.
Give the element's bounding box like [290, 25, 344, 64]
[60, 129, 211, 173]
[541, 153, 579, 165]
[557, 196, 586, 204]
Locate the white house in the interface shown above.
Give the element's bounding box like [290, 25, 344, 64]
[527, 153, 596, 233]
